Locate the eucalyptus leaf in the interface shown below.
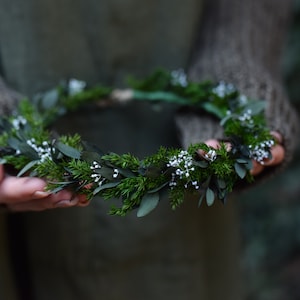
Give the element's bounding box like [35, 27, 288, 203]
[55, 141, 81, 159]
[94, 166, 114, 179]
[194, 160, 208, 168]
[217, 178, 226, 189]
[198, 193, 205, 207]
[137, 192, 159, 217]
[245, 159, 253, 170]
[144, 166, 162, 177]
[220, 114, 233, 126]
[18, 143, 40, 159]
[234, 162, 247, 179]
[0, 158, 7, 164]
[118, 168, 136, 178]
[236, 158, 248, 164]
[8, 135, 37, 158]
[243, 100, 265, 115]
[148, 181, 169, 193]
[41, 89, 59, 110]
[206, 187, 215, 206]
[7, 137, 22, 150]
[133, 91, 187, 105]
[93, 181, 120, 195]
[47, 180, 77, 185]
[202, 102, 226, 119]
[81, 151, 102, 163]
[17, 160, 40, 177]
[219, 192, 228, 204]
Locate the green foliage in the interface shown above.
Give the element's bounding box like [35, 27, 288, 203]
[67, 159, 93, 181]
[62, 85, 113, 110]
[0, 68, 275, 217]
[35, 158, 65, 180]
[102, 152, 140, 171]
[127, 68, 171, 91]
[169, 186, 185, 210]
[137, 192, 160, 217]
[58, 134, 82, 149]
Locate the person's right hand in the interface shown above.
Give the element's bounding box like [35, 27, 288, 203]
[202, 131, 285, 176]
[0, 164, 89, 212]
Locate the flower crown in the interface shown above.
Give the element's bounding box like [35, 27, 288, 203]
[0, 69, 275, 217]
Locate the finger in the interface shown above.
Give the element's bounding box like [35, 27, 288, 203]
[197, 139, 220, 157]
[250, 160, 264, 176]
[0, 176, 49, 203]
[7, 191, 81, 212]
[77, 194, 90, 207]
[270, 131, 283, 144]
[205, 139, 220, 149]
[262, 144, 285, 166]
[7, 198, 75, 212]
[204, 139, 232, 151]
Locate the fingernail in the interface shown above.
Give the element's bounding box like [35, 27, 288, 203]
[263, 145, 285, 166]
[55, 200, 72, 208]
[70, 195, 79, 205]
[33, 191, 51, 199]
[270, 131, 283, 144]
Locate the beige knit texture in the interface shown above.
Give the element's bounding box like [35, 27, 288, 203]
[0, 77, 21, 115]
[176, 0, 299, 182]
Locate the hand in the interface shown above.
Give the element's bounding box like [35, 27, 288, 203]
[0, 164, 89, 212]
[203, 131, 285, 176]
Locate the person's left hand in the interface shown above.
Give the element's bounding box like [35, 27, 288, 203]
[0, 164, 89, 212]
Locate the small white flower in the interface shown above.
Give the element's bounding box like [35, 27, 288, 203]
[26, 139, 53, 163]
[238, 109, 252, 122]
[113, 168, 119, 178]
[11, 115, 27, 130]
[192, 180, 200, 189]
[249, 139, 274, 163]
[68, 79, 86, 95]
[171, 69, 188, 87]
[167, 150, 196, 188]
[90, 161, 101, 170]
[204, 149, 217, 162]
[212, 82, 235, 98]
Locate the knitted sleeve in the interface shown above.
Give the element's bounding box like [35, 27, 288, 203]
[0, 77, 20, 114]
[176, 0, 299, 181]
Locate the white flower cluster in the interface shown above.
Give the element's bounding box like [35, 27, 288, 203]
[90, 161, 119, 186]
[171, 69, 188, 87]
[167, 150, 199, 189]
[11, 115, 27, 130]
[238, 109, 254, 125]
[204, 149, 217, 162]
[249, 140, 275, 163]
[68, 79, 86, 96]
[212, 81, 235, 98]
[26, 138, 53, 163]
[90, 161, 106, 186]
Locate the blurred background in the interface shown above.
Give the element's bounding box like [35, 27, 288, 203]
[240, 0, 300, 298]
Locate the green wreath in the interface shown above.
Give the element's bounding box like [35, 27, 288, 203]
[0, 69, 275, 217]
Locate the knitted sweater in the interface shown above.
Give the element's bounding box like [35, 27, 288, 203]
[176, 0, 299, 183]
[0, 1, 298, 300]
